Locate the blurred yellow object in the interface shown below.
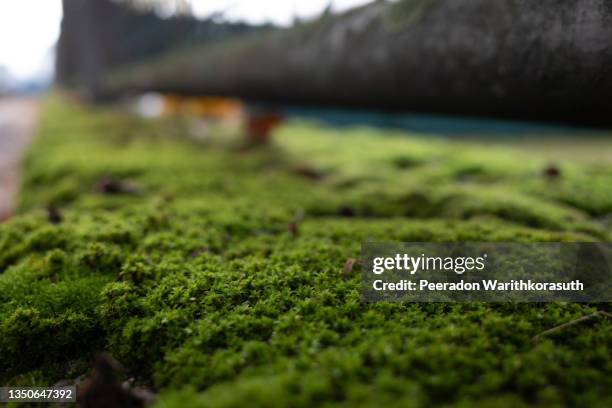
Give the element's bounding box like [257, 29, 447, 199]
[161, 94, 244, 121]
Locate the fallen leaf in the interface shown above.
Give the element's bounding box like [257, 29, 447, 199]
[94, 176, 141, 195]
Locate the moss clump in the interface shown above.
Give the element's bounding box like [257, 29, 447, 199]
[0, 98, 611, 406]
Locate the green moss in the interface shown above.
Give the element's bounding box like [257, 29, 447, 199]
[0, 97, 611, 406]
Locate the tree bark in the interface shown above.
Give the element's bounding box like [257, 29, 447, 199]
[72, 0, 612, 126]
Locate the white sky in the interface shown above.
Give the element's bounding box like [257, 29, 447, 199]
[0, 0, 373, 81]
[191, 0, 374, 25]
[0, 0, 63, 81]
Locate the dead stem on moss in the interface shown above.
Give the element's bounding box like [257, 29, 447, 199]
[533, 310, 612, 341]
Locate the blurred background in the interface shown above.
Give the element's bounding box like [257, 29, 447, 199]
[2, 0, 611, 128]
[0, 0, 374, 94]
[0, 0, 62, 93]
[2, 0, 612, 125]
[1, 0, 612, 220]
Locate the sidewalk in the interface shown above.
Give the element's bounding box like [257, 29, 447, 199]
[0, 96, 39, 221]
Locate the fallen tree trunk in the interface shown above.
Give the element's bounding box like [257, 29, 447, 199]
[98, 0, 612, 127]
[57, 0, 264, 96]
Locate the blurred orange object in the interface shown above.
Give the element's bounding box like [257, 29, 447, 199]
[161, 94, 243, 121]
[155, 94, 284, 144]
[245, 110, 284, 144]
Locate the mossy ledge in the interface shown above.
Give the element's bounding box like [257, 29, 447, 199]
[1, 98, 611, 407]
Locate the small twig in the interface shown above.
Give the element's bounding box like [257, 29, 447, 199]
[288, 210, 305, 238]
[533, 310, 611, 341]
[341, 258, 357, 278]
[341, 258, 364, 278]
[288, 221, 299, 238]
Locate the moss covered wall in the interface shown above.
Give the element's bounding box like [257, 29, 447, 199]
[0, 98, 611, 406]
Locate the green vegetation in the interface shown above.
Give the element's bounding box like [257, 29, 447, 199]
[387, 0, 443, 26]
[1, 98, 611, 407]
